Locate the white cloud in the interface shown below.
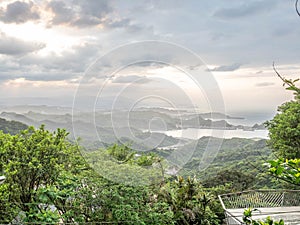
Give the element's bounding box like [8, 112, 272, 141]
[214, 1, 276, 19]
[0, 32, 45, 55]
[209, 63, 242, 72]
[111, 75, 152, 84]
[255, 82, 275, 87]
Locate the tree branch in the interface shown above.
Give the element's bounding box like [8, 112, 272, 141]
[272, 62, 297, 89]
[296, 0, 300, 17]
[246, 150, 300, 187]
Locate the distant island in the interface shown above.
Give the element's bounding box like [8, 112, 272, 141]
[199, 112, 244, 120]
[0, 105, 267, 150]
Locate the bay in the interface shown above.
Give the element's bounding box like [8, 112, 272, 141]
[155, 128, 269, 140]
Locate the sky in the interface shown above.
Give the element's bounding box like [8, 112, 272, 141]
[0, 0, 300, 117]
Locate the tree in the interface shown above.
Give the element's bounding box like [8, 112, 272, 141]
[243, 208, 284, 225]
[0, 125, 86, 223]
[265, 64, 300, 159]
[158, 176, 220, 225]
[255, 1, 300, 216]
[0, 128, 224, 224]
[265, 65, 300, 187]
[267, 158, 300, 186]
[265, 99, 300, 159]
[202, 169, 255, 191]
[0, 118, 28, 135]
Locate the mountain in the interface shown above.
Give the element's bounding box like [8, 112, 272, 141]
[252, 123, 266, 130]
[200, 112, 244, 120]
[0, 112, 37, 126]
[0, 106, 266, 150]
[157, 137, 273, 188]
[180, 115, 237, 129]
[0, 104, 72, 114]
[0, 117, 28, 135]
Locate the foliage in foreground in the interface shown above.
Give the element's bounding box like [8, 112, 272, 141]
[0, 126, 221, 224]
[243, 208, 284, 225]
[265, 73, 300, 188]
[267, 158, 300, 186]
[265, 98, 300, 159]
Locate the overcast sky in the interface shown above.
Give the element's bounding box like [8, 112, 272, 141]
[0, 0, 299, 117]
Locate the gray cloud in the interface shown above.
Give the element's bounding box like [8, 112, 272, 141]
[24, 72, 78, 82]
[71, 15, 102, 27]
[45, 0, 143, 32]
[255, 82, 275, 87]
[0, 33, 45, 55]
[0, 73, 13, 81]
[112, 75, 152, 84]
[19, 43, 100, 73]
[72, 0, 112, 18]
[0, 1, 39, 24]
[0, 72, 77, 82]
[47, 0, 111, 27]
[210, 63, 242, 72]
[188, 64, 202, 70]
[214, 1, 274, 19]
[46, 1, 75, 25]
[104, 17, 143, 32]
[0, 57, 20, 72]
[46, 0, 136, 30]
[131, 61, 163, 68]
[0, 43, 100, 84]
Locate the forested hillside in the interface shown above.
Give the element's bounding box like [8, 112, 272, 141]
[0, 118, 28, 135]
[181, 137, 273, 189]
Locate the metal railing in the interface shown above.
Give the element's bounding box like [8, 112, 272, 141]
[218, 189, 300, 210]
[218, 190, 300, 225]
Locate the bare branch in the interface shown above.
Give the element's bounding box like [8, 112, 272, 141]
[272, 62, 293, 89]
[273, 62, 300, 97]
[296, 0, 300, 17]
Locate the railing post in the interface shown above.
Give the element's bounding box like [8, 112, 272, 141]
[282, 191, 285, 206]
[218, 195, 227, 210]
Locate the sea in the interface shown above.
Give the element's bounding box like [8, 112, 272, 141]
[155, 111, 274, 140]
[158, 128, 268, 140]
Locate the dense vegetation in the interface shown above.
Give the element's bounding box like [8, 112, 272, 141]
[243, 70, 300, 224]
[265, 74, 300, 188]
[0, 126, 224, 224]
[0, 117, 28, 135]
[182, 138, 273, 189]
